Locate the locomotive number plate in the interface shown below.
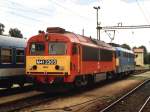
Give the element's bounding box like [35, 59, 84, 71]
[36, 59, 57, 65]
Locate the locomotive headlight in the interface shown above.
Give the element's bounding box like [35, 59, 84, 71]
[32, 65, 37, 70]
[29, 65, 37, 70]
[55, 65, 64, 71]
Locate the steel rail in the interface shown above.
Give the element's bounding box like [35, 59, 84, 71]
[0, 92, 58, 112]
[0, 85, 33, 97]
[100, 79, 150, 112]
[138, 96, 150, 112]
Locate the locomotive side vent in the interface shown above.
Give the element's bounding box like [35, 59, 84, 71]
[46, 27, 66, 33]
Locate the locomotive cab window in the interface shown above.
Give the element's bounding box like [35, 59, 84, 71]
[16, 49, 24, 64]
[49, 42, 66, 55]
[1, 48, 12, 63]
[30, 43, 45, 55]
[72, 44, 78, 55]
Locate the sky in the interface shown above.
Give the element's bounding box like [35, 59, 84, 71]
[0, 0, 150, 51]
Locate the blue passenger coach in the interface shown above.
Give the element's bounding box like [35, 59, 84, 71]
[0, 35, 26, 88]
[115, 47, 135, 74]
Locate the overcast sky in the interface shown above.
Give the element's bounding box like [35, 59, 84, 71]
[0, 0, 150, 51]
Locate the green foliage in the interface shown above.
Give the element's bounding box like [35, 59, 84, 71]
[132, 46, 137, 50]
[144, 53, 150, 64]
[121, 43, 131, 50]
[0, 23, 5, 35]
[137, 45, 149, 64]
[139, 45, 147, 54]
[9, 28, 23, 38]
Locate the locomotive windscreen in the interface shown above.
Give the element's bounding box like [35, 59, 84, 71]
[30, 43, 45, 55]
[49, 42, 66, 55]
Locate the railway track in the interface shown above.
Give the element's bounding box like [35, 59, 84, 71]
[27, 71, 150, 112]
[0, 84, 33, 97]
[0, 70, 148, 112]
[138, 96, 150, 112]
[140, 96, 150, 112]
[0, 91, 59, 112]
[100, 79, 150, 112]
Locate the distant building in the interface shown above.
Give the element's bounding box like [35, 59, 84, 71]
[133, 48, 144, 66]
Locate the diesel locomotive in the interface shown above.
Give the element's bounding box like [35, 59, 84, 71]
[26, 27, 135, 87]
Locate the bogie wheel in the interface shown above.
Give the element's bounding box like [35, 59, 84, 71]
[74, 76, 88, 88]
[106, 73, 113, 80]
[19, 83, 24, 88]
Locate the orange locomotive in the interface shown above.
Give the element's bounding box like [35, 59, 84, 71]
[26, 27, 116, 87]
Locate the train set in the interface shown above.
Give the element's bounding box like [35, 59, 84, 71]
[25, 27, 135, 88]
[0, 27, 140, 89]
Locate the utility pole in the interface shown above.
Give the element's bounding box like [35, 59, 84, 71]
[82, 28, 84, 36]
[93, 6, 100, 40]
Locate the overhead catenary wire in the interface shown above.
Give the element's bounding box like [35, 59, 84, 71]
[101, 24, 150, 30]
[49, 0, 94, 22]
[4, 0, 53, 17]
[1, 0, 94, 26]
[135, 0, 150, 24]
[0, 1, 47, 23]
[101, 24, 150, 42]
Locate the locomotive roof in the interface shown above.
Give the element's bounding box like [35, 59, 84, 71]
[64, 33, 115, 51]
[115, 47, 134, 54]
[29, 27, 115, 51]
[45, 27, 115, 51]
[0, 35, 26, 48]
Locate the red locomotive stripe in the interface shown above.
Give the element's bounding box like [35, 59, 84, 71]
[47, 72, 63, 74]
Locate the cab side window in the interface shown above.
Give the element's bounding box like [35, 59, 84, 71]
[72, 44, 78, 55]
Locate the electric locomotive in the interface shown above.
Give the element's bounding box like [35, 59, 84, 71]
[26, 27, 116, 87]
[0, 35, 26, 88]
[115, 47, 135, 74]
[109, 43, 135, 75]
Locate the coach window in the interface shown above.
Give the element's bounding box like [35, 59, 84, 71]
[118, 51, 121, 57]
[16, 49, 24, 64]
[49, 42, 66, 55]
[123, 52, 126, 57]
[1, 48, 12, 63]
[30, 43, 45, 55]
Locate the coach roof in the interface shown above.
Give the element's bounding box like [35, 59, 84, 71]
[115, 47, 134, 54]
[0, 35, 26, 48]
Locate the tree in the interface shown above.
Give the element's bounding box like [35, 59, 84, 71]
[121, 43, 131, 50]
[132, 46, 137, 50]
[9, 28, 23, 38]
[0, 23, 5, 35]
[144, 53, 150, 64]
[138, 45, 149, 64]
[139, 45, 147, 54]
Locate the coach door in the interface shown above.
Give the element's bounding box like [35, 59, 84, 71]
[72, 43, 81, 74]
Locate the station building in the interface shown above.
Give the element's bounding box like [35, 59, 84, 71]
[133, 48, 144, 66]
